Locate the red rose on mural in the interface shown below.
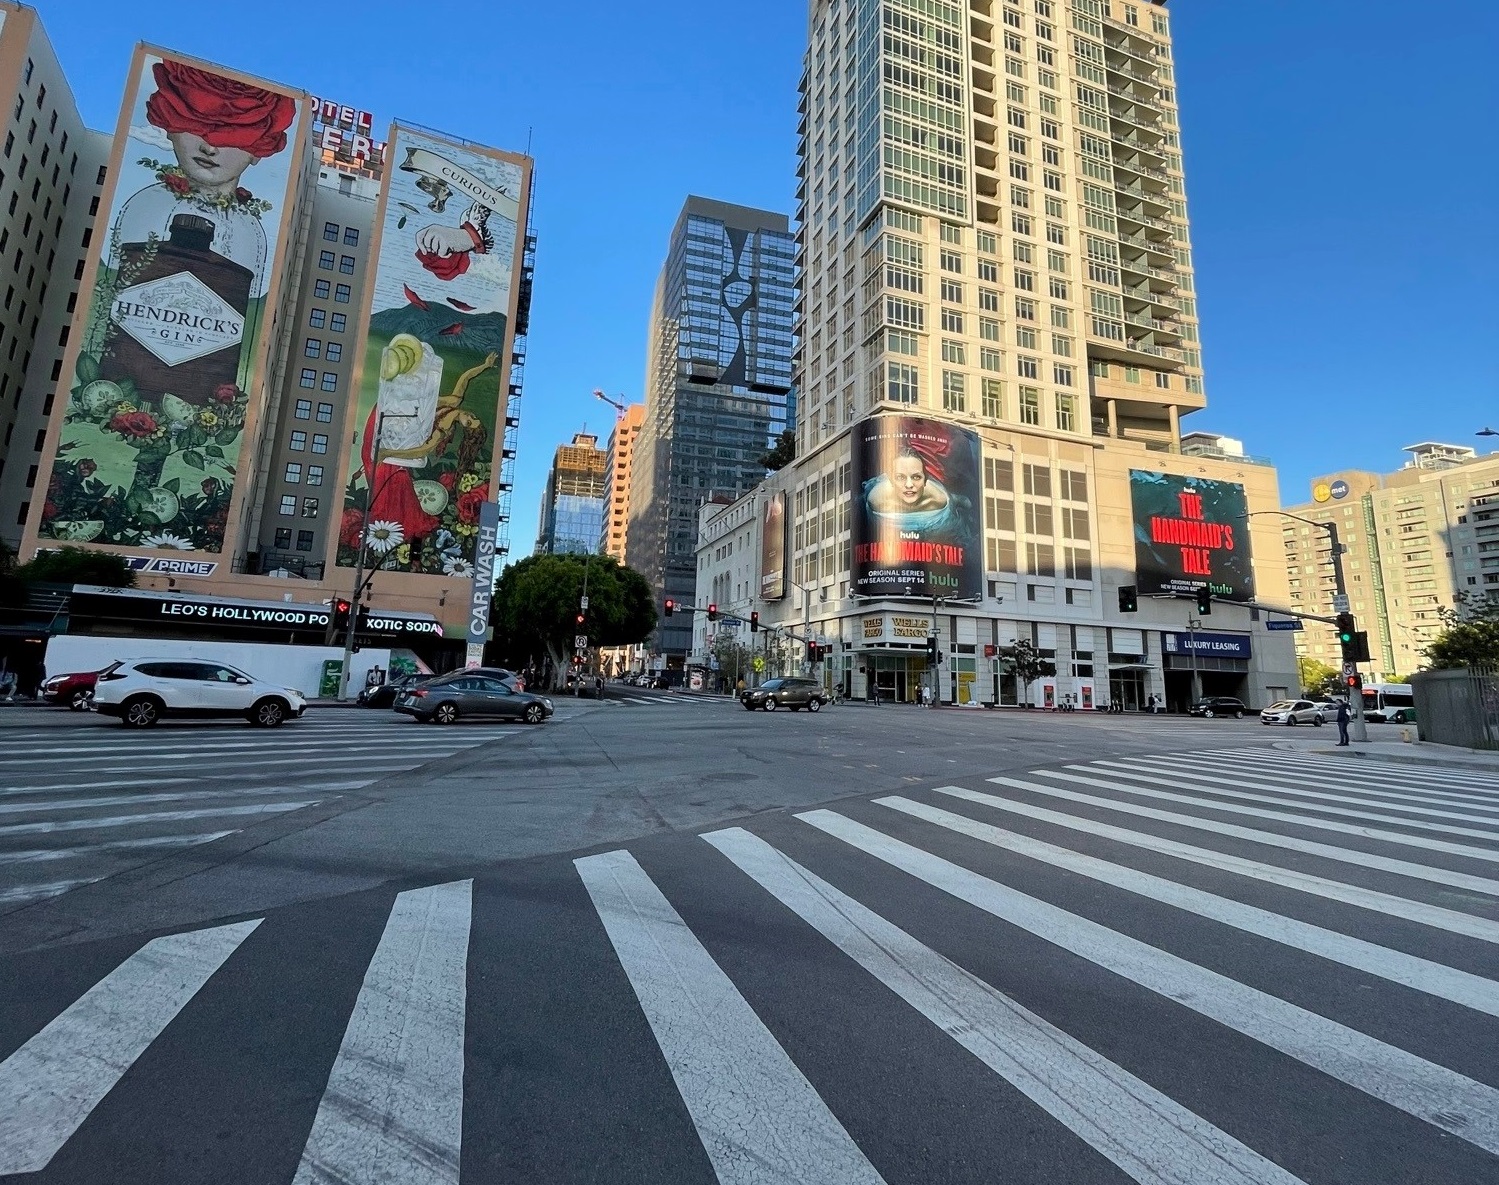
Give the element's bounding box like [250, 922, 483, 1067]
[340, 508, 364, 549]
[456, 488, 485, 525]
[77, 459, 97, 478]
[438, 471, 458, 491]
[213, 383, 240, 404]
[145, 61, 296, 159]
[235, 187, 253, 203]
[43, 500, 59, 520]
[107, 410, 160, 439]
[163, 172, 192, 196]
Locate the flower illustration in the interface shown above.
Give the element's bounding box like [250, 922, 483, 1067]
[394, 543, 412, 566]
[197, 409, 220, 431]
[456, 487, 485, 524]
[443, 556, 475, 578]
[213, 384, 240, 404]
[438, 471, 459, 491]
[141, 532, 194, 550]
[162, 171, 191, 196]
[457, 473, 483, 494]
[364, 520, 404, 555]
[107, 409, 162, 440]
[339, 507, 365, 549]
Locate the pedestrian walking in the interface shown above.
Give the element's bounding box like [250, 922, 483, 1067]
[1335, 697, 1351, 746]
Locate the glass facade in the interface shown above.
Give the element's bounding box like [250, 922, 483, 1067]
[535, 433, 608, 556]
[542, 494, 606, 556]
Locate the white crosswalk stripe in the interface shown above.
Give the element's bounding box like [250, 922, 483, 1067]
[0, 748, 1494, 1180]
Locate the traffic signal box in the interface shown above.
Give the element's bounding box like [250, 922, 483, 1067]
[707, 604, 718, 622]
[1118, 585, 1138, 613]
[750, 611, 760, 632]
[1195, 587, 1213, 616]
[663, 599, 675, 617]
[1336, 612, 1371, 664]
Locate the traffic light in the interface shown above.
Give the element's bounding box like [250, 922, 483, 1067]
[707, 603, 718, 622]
[750, 611, 760, 632]
[1118, 585, 1138, 614]
[575, 612, 586, 627]
[1336, 612, 1357, 661]
[664, 598, 675, 617]
[1195, 587, 1213, 616]
[806, 641, 819, 664]
[926, 635, 940, 664]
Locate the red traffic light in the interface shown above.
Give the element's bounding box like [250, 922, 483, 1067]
[1345, 675, 1359, 687]
[664, 598, 675, 617]
[576, 613, 586, 625]
[335, 599, 351, 613]
[750, 611, 760, 632]
[707, 603, 718, 621]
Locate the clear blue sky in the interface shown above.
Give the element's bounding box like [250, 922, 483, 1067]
[36, 0, 1498, 554]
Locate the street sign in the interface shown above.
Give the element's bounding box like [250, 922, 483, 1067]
[1342, 661, 1358, 678]
[579, 596, 589, 610]
[1332, 594, 1350, 613]
[574, 635, 588, 650]
[1265, 619, 1304, 632]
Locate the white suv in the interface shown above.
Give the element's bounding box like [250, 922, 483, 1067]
[93, 659, 308, 728]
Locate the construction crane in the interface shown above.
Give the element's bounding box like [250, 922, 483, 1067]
[594, 388, 629, 418]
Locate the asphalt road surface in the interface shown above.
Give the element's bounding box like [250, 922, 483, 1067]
[0, 700, 1494, 1184]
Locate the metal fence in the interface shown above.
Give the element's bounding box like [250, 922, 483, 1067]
[1410, 667, 1499, 750]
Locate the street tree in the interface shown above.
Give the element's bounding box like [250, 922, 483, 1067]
[492, 553, 656, 688]
[1297, 656, 1342, 697]
[998, 638, 1057, 704]
[1423, 592, 1499, 670]
[758, 429, 797, 472]
[1, 545, 134, 607]
[710, 634, 754, 690]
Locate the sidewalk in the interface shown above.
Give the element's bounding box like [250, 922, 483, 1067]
[1271, 733, 1499, 772]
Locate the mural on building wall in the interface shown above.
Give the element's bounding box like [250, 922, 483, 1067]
[1130, 469, 1255, 601]
[851, 415, 981, 599]
[336, 125, 527, 577]
[39, 54, 301, 553]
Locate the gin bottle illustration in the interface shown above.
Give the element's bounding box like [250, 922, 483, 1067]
[105, 213, 253, 405]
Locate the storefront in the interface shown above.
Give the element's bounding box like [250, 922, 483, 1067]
[1160, 629, 1252, 712]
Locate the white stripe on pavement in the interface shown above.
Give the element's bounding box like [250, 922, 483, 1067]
[1198, 749, 1499, 790]
[0, 801, 319, 838]
[292, 880, 473, 1185]
[0, 789, 330, 817]
[1190, 753, 1499, 806]
[877, 796, 1499, 1017]
[988, 774, 1499, 898]
[0, 919, 258, 1174]
[0, 743, 477, 767]
[575, 848, 887, 1185]
[0, 877, 101, 906]
[934, 784, 1499, 944]
[1033, 769, 1499, 866]
[1118, 758, 1499, 826]
[704, 826, 1308, 1185]
[797, 809, 1499, 1155]
[0, 832, 238, 866]
[0, 777, 367, 798]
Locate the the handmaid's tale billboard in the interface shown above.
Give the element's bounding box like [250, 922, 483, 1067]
[852, 415, 981, 600]
[37, 52, 303, 554]
[1130, 470, 1255, 601]
[337, 124, 530, 577]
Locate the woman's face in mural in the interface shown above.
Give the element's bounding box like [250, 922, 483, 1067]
[891, 454, 928, 507]
[168, 131, 258, 193]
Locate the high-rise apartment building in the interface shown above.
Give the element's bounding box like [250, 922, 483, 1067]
[628, 196, 796, 661]
[0, 2, 110, 547]
[600, 401, 643, 559]
[1283, 444, 1499, 679]
[689, 0, 1296, 710]
[535, 431, 607, 555]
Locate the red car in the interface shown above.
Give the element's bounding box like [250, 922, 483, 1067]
[40, 669, 101, 710]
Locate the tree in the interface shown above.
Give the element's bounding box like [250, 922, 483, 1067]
[1297, 656, 1342, 697]
[1423, 592, 1499, 670]
[759, 429, 797, 472]
[12, 547, 135, 589]
[491, 554, 656, 689]
[710, 634, 754, 690]
[998, 639, 1056, 705]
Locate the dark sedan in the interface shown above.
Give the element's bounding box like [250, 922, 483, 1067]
[740, 677, 829, 712]
[357, 673, 423, 709]
[394, 674, 553, 725]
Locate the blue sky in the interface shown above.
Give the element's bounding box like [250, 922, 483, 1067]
[37, 0, 1498, 555]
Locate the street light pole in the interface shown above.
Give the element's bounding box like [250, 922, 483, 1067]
[1186, 614, 1201, 706]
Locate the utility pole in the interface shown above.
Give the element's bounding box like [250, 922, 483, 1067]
[1186, 614, 1201, 707]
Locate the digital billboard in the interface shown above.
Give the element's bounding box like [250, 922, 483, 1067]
[852, 415, 981, 599]
[1130, 470, 1255, 601]
[759, 490, 786, 600]
[336, 125, 530, 578]
[37, 53, 303, 554]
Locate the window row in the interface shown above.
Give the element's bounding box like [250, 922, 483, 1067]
[312, 280, 352, 302]
[282, 463, 326, 485]
[317, 251, 358, 274]
[307, 308, 348, 332]
[287, 432, 330, 453]
[322, 221, 360, 246]
[278, 495, 321, 518]
[291, 399, 334, 421]
[272, 527, 318, 551]
[298, 370, 340, 392]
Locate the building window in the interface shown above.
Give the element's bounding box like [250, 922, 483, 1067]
[274, 527, 292, 549]
[296, 529, 315, 552]
[279, 494, 297, 515]
[321, 372, 338, 392]
[330, 312, 347, 332]
[323, 222, 339, 241]
[343, 227, 359, 246]
[307, 465, 325, 486]
[335, 284, 351, 303]
[940, 249, 962, 273]
[339, 255, 356, 274]
[1016, 326, 1037, 348]
[981, 378, 1004, 418]
[942, 370, 966, 412]
[1048, 278, 1069, 299]
[325, 341, 343, 363]
[304, 338, 321, 358]
[294, 399, 312, 419]
[284, 462, 302, 483]
[318, 250, 335, 270]
[1013, 268, 1035, 291]
[299, 369, 316, 389]
[979, 288, 1000, 312]
[887, 362, 919, 404]
[1156, 372, 1172, 389]
[309, 308, 326, 328]
[1056, 393, 1076, 431]
[977, 230, 997, 254]
[980, 317, 1001, 341]
[1053, 363, 1074, 386]
[978, 260, 999, 283]
[940, 307, 964, 333]
[300, 497, 319, 518]
[289, 431, 307, 451]
[314, 279, 331, 299]
[1019, 386, 1041, 425]
[940, 278, 963, 303]
[1017, 356, 1039, 379]
[316, 402, 334, 423]
[980, 346, 1003, 372]
[941, 339, 967, 364]
[311, 434, 329, 454]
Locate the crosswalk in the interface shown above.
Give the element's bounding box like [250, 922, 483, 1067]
[0, 715, 499, 910]
[597, 692, 729, 708]
[1, 746, 1496, 1181]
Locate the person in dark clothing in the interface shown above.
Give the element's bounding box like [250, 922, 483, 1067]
[1335, 697, 1351, 746]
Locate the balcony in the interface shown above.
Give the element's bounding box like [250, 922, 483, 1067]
[1123, 312, 1183, 341]
[1116, 205, 1173, 233]
[1116, 181, 1172, 210]
[1106, 58, 1161, 86]
[1110, 154, 1170, 183]
[1110, 128, 1166, 157]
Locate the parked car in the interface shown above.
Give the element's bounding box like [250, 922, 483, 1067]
[394, 673, 553, 725]
[1187, 696, 1247, 719]
[740, 677, 829, 712]
[356, 673, 424, 709]
[40, 669, 103, 710]
[92, 659, 308, 728]
[1259, 699, 1328, 727]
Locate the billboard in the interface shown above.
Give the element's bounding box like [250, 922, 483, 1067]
[759, 490, 786, 600]
[336, 125, 529, 577]
[37, 53, 303, 554]
[1130, 470, 1255, 601]
[851, 415, 981, 599]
